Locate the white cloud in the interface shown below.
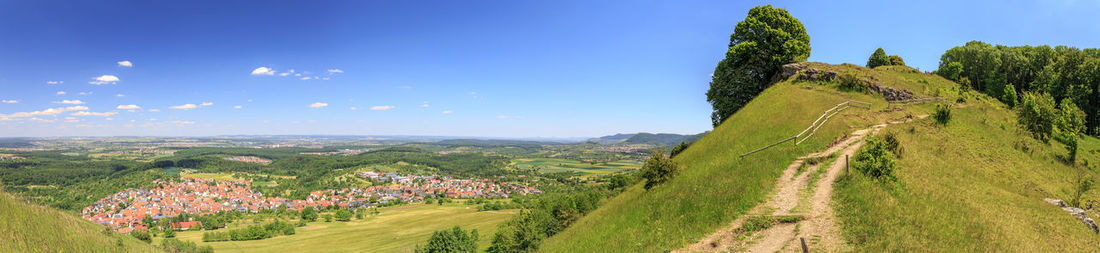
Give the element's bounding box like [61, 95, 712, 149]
[71, 111, 118, 117]
[0, 106, 88, 118]
[89, 75, 120, 85]
[169, 104, 198, 110]
[78, 92, 92, 96]
[200, 102, 213, 107]
[300, 77, 312, 80]
[442, 110, 453, 115]
[116, 104, 141, 110]
[349, 106, 358, 110]
[421, 103, 430, 108]
[233, 105, 242, 109]
[56, 91, 66, 95]
[279, 72, 290, 77]
[148, 109, 161, 112]
[117, 60, 133, 67]
[309, 102, 329, 108]
[327, 69, 344, 74]
[1, 100, 17, 104]
[370, 105, 395, 111]
[294, 73, 302, 77]
[53, 100, 85, 105]
[251, 67, 275, 75]
[168, 120, 195, 126]
[46, 81, 63, 85]
[116, 94, 125, 97]
[29, 118, 54, 122]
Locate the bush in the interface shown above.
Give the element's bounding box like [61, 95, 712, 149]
[130, 230, 152, 243]
[888, 55, 906, 66]
[670, 141, 690, 158]
[837, 73, 867, 93]
[867, 48, 890, 68]
[1017, 92, 1058, 142]
[1002, 84, 1017, 107]
[418, 226, 479, 253]
[335, 209, 352, 222]
[933, 104, 952, 125]
[881, 132, 903, 158]
[1057, 100, 1086, 136]
[161, 238, 214, 253]
[853, 137, 898, 181]
[639, 146, 679, 190]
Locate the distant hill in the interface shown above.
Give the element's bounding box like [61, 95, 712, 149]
[0, 189, 158, 252]
[436, 139, 564, 146]
[587, 132, 706, 146]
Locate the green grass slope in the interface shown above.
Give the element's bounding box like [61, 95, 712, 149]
[541, 63, 942, 252]
[835, 92, 1100, 251]
[0, 189, 159, 253]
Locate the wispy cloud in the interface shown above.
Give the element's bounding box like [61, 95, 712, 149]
[169, 104, 198, 110]
[309, 102, 329, 108]
[442, 110, 453, 115]
[148, 109, 161, 112]
[251, 67, 275, 75]
[349, 106, 359, 110]
[46, 80, 63, 85]
[71, 111, 118, 117]
[117, 60, 133, 67]
[116, 94, 125, 97]
[327, 69, 344, 74]
[116, 104, 141, 110]
[370, 105, 395, 111]
[1, 100, 17, 104]
[56, 91, 66, 95]
[200, 102, 213, 107]
[89, 75, 120, 85]
[0, 106, 88, 119]
[53, 100, 85, 105]
[233, 105, 242, 109]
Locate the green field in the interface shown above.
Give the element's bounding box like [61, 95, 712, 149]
[0, 190, 158, 253]
[510, 158, 641, 176]
[161, 203, 516, 252]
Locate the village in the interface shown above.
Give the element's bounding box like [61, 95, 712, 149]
[82, 172, 540, 233]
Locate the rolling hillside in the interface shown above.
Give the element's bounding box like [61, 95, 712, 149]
[540, 63, 1100, 251]
[0, 189, 159, 252]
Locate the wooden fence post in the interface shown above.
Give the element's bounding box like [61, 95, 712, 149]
[800, 237, 809, 253]
[845, 155, 849, 175]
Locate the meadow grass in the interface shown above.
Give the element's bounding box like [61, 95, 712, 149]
[160, 203, 515, 252]
[834, 97, 1100, 252]
[510, 158, 641, 176]
[0, 190, 158, 253]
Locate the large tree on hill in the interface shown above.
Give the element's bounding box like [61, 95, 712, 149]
[867, 48, 890, 68]
[706, 5, 810, 127]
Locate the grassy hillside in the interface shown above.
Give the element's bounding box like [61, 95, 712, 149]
[835, 92, 1100, 251]
[541, 63, 940, 251]
[0, 189, 159, 252]
[542, 62, 1100, 251]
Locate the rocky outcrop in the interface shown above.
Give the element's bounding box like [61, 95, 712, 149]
[1044, 198, 1099, 233]
[775, 63, 914, 102]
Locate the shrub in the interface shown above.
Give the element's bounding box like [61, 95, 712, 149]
[867, 48, 890, 68]
[888, 55, 906, 66]
[1071, 171, 1094, 208]
[853, 137, 898, 181]
[130, 230, 152, 243]
[639, 146, 679, 190]
[1017, 92, 1058, 142]
[837, 73, 867, 93]
[1057, 100, 1086, 136]
[881, 132, 903, 158]
[1002, 84, 1017, 107]
[161, 238, 214, 253]
[335, 209, 353, 222]
[933, 104, 952, 125]
[418, 226, 479, 253]
[670, 141, 690, 158]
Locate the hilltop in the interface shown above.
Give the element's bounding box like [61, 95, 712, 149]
[540, 62, 1100, 251]
[0, 189, 158, 253]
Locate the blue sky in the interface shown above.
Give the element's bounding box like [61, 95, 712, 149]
[1, 0, 1098, 138]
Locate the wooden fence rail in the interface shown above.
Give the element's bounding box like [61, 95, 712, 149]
[739, 100, 871, 158]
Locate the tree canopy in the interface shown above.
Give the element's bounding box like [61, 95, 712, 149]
[867, 48, 890, 68]
[706, 5, 810, 127]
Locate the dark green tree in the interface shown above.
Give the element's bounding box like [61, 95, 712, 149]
[706, 5, 810, 126]
[866, 48, 890, 68]
[418, 226, 479, 253]
[639, 146, 679, 190]
[887, 55, 906, 66]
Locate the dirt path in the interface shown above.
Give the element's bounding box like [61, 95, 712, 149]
[679, 116, 921, 252]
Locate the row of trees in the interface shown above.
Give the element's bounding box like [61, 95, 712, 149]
[936, 41, 1100, 134]
[201, 220, 296, 242]
[485, 191, 604, 252]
